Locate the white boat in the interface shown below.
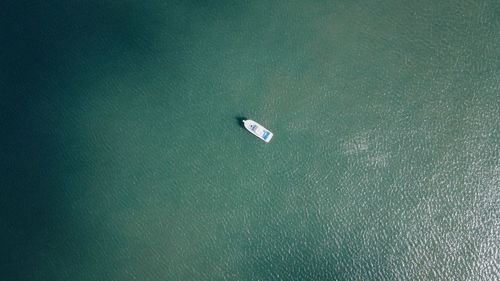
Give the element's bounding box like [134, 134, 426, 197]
[243, 119, 273, 142]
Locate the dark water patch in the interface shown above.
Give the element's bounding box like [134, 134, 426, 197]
[0, 1, 175, 280]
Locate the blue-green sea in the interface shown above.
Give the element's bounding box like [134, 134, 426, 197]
[1, 0, 499, 280]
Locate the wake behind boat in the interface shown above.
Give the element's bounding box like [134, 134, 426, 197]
[243, 119, 273, 143]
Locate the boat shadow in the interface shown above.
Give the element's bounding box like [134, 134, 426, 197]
[235, 116, 247, 128]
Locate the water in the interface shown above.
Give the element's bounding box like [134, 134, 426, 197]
[1, 0, 499, 280]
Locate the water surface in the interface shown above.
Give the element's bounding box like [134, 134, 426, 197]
[1, 0, 499, 280]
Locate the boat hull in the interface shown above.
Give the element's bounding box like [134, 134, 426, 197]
[243, 120, 273, 143]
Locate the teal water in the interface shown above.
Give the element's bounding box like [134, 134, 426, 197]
[1, 0, 499, 280]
